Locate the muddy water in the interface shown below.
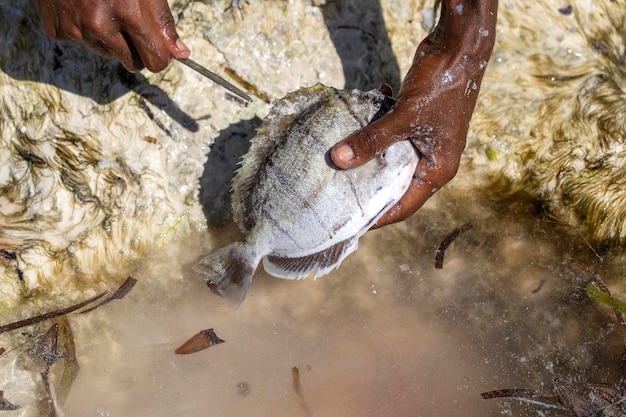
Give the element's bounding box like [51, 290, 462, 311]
[61, 186, 625, 417]
[1, 0, 625, 415]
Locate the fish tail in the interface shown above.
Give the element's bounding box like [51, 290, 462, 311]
[194, 242, 257, 308]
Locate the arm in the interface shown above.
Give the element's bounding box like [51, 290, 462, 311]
[34, 0, 190, 72]
[331, 0, 498, 228]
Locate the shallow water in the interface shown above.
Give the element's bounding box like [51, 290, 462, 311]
[58, 188, 625, 417]
[1, 0, 626, 415]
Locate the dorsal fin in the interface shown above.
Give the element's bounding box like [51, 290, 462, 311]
[231, 84, 335, 232]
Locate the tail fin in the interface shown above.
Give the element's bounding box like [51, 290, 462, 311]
[194, 242, 257, 308]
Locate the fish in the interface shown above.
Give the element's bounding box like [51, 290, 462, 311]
[195, 83, 420, 307]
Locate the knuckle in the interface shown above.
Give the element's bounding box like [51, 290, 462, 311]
[83, 9, 112, 36]
[360, 129, 381, 155]
[157, 9, 176, 33]
[43, 25, 65, 40]
[53, 15, 83, 41]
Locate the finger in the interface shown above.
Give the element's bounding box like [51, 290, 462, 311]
[101, 33, 145, 72]
[82, 15, 145, 71]
[330, 107, 411, 169]
[372, 149, 460, 228]
[113, 1, 180, 72]
[124, 26, 171, 72]
[163, 23, 190, 60]
[172, 37, 191, 59]
[54, 4, 139, 70]
[34, 0, 66, 40]
[150, 1, 190, 59]
[141, 1, 190, 69]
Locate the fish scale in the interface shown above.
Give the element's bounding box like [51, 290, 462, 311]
[195, 84, 419, 307]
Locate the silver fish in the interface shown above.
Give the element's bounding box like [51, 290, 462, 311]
[195, 84, 419, 307]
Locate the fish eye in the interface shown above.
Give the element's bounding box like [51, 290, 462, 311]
[373, 99, 383, 109]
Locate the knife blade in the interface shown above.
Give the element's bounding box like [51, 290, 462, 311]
[175, 57, 252, 103]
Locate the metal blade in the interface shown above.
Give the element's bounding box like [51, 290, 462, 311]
[175, 57, 252, 102]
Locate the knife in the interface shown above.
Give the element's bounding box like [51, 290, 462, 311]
[175, 57, 252, 103]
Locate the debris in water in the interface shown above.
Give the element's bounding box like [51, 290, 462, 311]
[79, 276, 138, 314]
[175, 328, 225, 355]
[481, 273, 626, 416]
[480, 388, 563, 409]
[545, 213, 604, 262]
[0, 292, 107, 334]
[531, 278, 547, 294]
[586, 283, 626, 316]
[48, 382, 67, 417]
[0, 391, 20, 411]
[292, 366, 314, 417]
[237, 382, 251, 396]
[32, 324, 62, 372]
[434, 223, 472, 269]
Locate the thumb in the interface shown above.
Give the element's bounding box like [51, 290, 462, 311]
[169, 35, 190, 60]
[155, 3, 190, 59]
[330, 114, 407, 169]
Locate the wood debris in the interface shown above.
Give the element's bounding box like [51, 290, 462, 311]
[175, 328, 225, 355]
[434, 223, 472, 269]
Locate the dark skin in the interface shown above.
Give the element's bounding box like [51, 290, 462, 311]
[33, 0, 190, 72]
[331, 0, 498, 228]
[34, 0, 497, 227]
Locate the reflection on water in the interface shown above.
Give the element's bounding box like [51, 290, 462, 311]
[60, 186, 624, 417]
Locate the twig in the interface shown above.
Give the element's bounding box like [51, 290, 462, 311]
[434, 223, 472, 269]
[79, 276, 138, 314]
[0, 292, 107, 334]
[292, 367, 314, 417]
[545, 214, 603, 262]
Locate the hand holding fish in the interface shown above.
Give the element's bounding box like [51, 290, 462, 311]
[331, 0, 498, 228]
[33, 0, 190, 72]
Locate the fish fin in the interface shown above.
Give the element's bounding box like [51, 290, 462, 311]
[231, 84, 335, 232]
[194, 243, 257, 309]
[262, 237, 358, 280]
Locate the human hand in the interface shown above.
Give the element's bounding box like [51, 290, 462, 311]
[331, 0, 498, 228]
[34, 0, 191, 72]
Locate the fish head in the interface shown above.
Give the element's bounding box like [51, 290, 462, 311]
[345, 84, 396, 125]
[371, 83, 396, 122]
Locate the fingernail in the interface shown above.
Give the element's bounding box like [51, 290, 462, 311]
[334, 144, 355, 163]
[176, 38, 190, 55]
